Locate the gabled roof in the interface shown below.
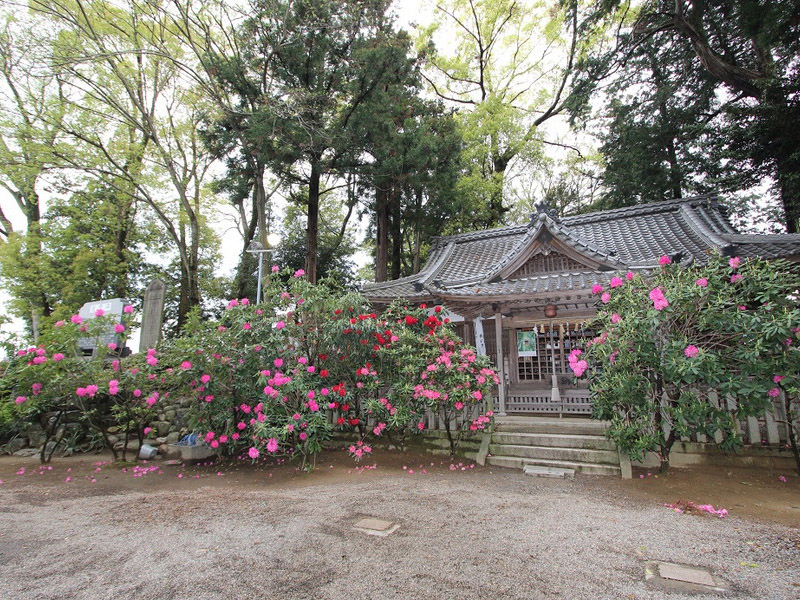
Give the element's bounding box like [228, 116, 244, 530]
[362, 194, 800, 306]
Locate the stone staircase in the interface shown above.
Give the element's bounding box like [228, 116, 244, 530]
[486, 416, 625, 477]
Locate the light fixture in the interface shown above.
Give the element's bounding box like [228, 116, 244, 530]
[246, 233, 281, 305]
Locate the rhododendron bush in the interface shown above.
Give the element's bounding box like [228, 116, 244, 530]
[573, 254, 800, 474]
[0, 309, 161, 463]
[163, 269, 498, 467]
[2, 268, 497, 467]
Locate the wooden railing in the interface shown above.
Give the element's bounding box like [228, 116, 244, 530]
[495, 387, 798, 448]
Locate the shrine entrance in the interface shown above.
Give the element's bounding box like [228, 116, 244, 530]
[504, 319, 595, 415]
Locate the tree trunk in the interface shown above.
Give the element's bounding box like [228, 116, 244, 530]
[375, 184, 389, 282]
[412, 189, 423, 274]
[784, 393, 800, 476]
[305, 160, 321, 284]
[390, 184, 402, 280]
[774, 133, 800, 234]
[233, 194, 260, 299]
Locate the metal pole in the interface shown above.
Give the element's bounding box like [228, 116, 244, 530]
[256, 252, 264, 305]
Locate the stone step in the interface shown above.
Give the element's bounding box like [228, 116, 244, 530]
[487, 455, 621, 476]
[492, 431, 616, 451]
[494, 417, 609, 436]
[523, 464, 575, 479]
[488, 443, 620, 465]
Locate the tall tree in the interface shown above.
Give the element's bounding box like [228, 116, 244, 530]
[0, 11, 70, 323]
[593, 36, 729, 209]
[206, 0, 411, 283]
[29, 0, 221, 327]
[419, 0, 622, 227]
[595, 0, 800, 232]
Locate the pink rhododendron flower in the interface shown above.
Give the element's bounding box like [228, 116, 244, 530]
[240, 298, 250, 305]
[133, 389, 142, 397]
[266, 438, 279, 453]
[730, 274, 742, 283]
[684, 345, 699, 358]
[275, 321, 285, 330]
[591, 284, 604, 294]
[200, 374, 211, 384]
[658, 255, 671, 265]
[768, 387, 780, 398]
[611, 313, 622, 324]
[227, 298, 239, 308]
[601, 292, 611, 304]
[70, 314, 83, 324]
[144, 427, 152, 435]
[32, 356, 47, 364]
[610, 277, 623, 288]
[773, 375, 785, 383]
[94, 308, 105, 317]
[54, 320, 65, 327]
[294, 269, 305, 278]
[248, 447, 260, 459]
[243, 322, 252, 330]
[626, 271, 634, 280]
[114, 323, 125, 333]
[15, 396, 26, 404]
[569, 360, 588, 377]
[695, 277, 708, 287]
[298, 356, 308, 365]
[107, 343, 117, 351]
[180, 361, 192, 370]
[649, 287, 669, 310]
[728, 256, 741, 269]
[271, 265, 279, 273]
[123, 305, 134, 314]
[146, 356, 158, 366]
[292, 413, 301, 421]
[299, 432, 307, 441]
[31, 382, 42, 395]
[472, 391, 482, 400]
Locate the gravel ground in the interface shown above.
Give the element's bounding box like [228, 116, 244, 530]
[0, 455, 798, 600]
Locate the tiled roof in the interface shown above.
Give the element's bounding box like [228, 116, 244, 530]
[439, 272, 614, 297]
[362, 195, 800, 302]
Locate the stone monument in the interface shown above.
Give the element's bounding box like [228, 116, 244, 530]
[77, 298, 128, 357]
[139, 279, 166, 351]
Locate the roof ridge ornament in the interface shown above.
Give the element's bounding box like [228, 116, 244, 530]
[532, 201, 559, 224]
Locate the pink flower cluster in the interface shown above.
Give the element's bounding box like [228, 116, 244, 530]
[568, 349, 588, 377]
[649, 287, 669, 310]
[469, 411, 494, 431]
[348, 440, 372, 461]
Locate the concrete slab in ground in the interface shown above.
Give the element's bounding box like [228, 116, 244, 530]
[353, 517, 400, 537]
[523, 464, 575, 479]
[645, 561, 731, 595]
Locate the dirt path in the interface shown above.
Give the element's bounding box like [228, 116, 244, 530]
[0, 450, 798, 600]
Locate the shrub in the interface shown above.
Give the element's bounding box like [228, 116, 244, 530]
[572, 254, 800, 474]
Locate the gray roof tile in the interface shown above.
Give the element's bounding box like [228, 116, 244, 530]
[362, 195, 800, 301]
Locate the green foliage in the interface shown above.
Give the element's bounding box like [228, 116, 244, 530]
[577, 254, 800, 473]
[577, 0, 800, 232]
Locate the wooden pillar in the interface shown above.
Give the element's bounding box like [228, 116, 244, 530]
[494, 311, 507, 415]
[550, 322, 562, 416]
